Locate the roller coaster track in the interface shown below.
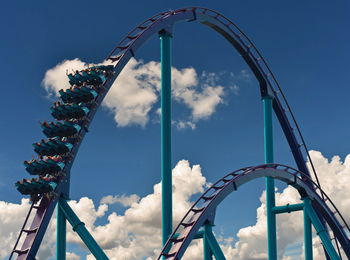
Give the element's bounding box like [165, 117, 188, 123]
[10, 6, 348, 259]
[158, 164, 350, 259]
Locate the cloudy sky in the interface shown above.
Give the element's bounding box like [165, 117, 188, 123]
[0, 1, 349, 259]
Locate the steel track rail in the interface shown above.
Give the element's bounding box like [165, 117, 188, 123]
[106, 7, 319, 187]
[158, 164, 350, 259]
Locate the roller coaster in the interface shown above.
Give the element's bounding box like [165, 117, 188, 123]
[8, 7, 350, 260]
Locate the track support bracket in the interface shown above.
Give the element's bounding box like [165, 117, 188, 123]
[58, 198, 109, 260]
[303, 198, 340, 260]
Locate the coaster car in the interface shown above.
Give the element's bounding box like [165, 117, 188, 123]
[24, 157, 65, 175]
[90, 65, 114, 72]
[32, 138, 73, 156]
[59, 86, 98, 103]
[42, 121, 81, 138]
[51, 103, 89, 120]
[86, 70, 106, 85]
[16, 177, 57, 195]
[67, 69, 107, 87]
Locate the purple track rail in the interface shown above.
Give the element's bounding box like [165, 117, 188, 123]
[158, 164, 350, 259]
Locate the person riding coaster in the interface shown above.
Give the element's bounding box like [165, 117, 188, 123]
[16, 176, 58, 196]
[42, 121, 81, 138]
[24, 158, 65, 176]
[51, 103, 90, 120]
[33, 137, 73, 156]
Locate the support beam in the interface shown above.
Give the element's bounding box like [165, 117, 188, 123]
[303, 198, 340, 260]
[159, 30, 173, 249]
[263, 96, 277, 260]
[58, 199, 108, 260]
[303, 202, 313, 260]
[272, 203, 304, 214]
[205, 224, 226, 260]
[203, 225, 213, 260]
[57, 205, 66, 260]
[203, 235, 213, 260]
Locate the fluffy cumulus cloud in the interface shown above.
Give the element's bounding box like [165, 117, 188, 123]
[66, 252, 81, 260]
[0, 160, 206, 259]
[0, 199, 31, 258]
[100, 194, 140, 207]
[75, 159, 205, 259]
[220, 150, 350, 259]
[1, 152, 350, 259]
[175, 120, 197, 130]
[220, 186, 303, 259]
[42, 58, 227, 128]
[42, 58, 87, 96]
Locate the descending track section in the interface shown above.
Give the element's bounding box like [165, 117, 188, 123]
[11, 7, 339, 259]
[158, 164, 350, 259]
[10, 65, 115, 259]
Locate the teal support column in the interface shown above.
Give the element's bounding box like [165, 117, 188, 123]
[303, 198, 340, 260]
[58, 199, 108, 260]
[57, 205, 66, 260]
[203, 225, 213, 260]
[303, 201, 313, 260]
[263, 96, 274, 164]
[205, 225, 226, 260]
[263, 96, 277, 260]
[159, 30, 173, 248]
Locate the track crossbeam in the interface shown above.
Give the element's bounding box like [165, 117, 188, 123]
[273, 203, 304, 214]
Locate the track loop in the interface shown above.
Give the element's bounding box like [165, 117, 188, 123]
[157, 164, 350, 259]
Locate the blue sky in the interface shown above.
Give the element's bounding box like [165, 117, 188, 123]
[0, 1, 349, 259]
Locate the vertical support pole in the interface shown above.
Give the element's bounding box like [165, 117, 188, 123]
[303, 202, 313, 260]
[57, 176, 69, 260]
[203, 224, 213, 260]
[303, 198, 340, 260]
[263, 96, 277, 260]
[159, 30, 173, 249]
[57, 204, 66, 260]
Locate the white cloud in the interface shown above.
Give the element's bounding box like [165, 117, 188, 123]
[0, 160, 206, 259]
[42, 58, 227, 128]
[174, 120, 196, 130]
[103, 58, 159, 127]
[66, 252, 81, 260]
[230, 84, 240, 95]
[42, 58, 87, 97]
[2, 152, 349, 259]
[220, 150, 350, 259]
[220, 188, 303, 259]
[237, 69, 251, 81]
[84, 159, 205, 259]
[173, 84, 224, 121]
[0, 199, 31, 258]
[100, 194, 140, 207]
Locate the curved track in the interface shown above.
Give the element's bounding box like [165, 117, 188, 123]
[157, 164, 350, 259]
[11, 7, 347, 259]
